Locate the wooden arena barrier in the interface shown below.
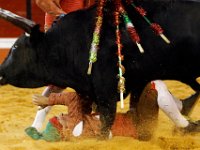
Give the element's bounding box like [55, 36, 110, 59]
[0, 38, 16, 64]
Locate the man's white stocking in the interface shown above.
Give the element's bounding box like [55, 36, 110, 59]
[153, 80, 188, 128]
[31, 106, 52, 130]
[31, 86, 63, 130]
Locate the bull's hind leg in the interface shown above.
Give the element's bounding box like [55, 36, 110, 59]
[129, 88, 144, 113]
[129, 82, 148, 113]
[181, 79, 200, 116]
[181, 91, 200, 116]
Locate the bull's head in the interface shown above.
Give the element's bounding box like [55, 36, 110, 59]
[0, 8, 48, 88]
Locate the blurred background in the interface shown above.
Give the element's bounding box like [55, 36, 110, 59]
[0, 0, 44, 64]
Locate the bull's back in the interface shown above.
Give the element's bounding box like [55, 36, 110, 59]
[123, 0, 200, 84]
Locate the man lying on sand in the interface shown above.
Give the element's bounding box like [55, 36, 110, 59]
[25, 80, 200, 141]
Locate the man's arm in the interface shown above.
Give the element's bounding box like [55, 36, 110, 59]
[32, 92, 84, 126]
[32, 92, 80, 107]
[35, 0, 66, 16]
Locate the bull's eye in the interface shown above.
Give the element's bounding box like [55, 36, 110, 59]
[25, 32, 30, 37]
[12, 45, 18, 51]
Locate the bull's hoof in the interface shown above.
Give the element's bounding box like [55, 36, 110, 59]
[138, 132, 153, 141]
[97, 131, 112, 140]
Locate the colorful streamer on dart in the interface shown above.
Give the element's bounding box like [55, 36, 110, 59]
[87, 0, 105, 75]
[119, 5, 144, 53]
[126, 0, 170, 44]
[115, 0, 126, 109]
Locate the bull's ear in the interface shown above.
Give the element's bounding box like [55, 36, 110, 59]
[0, 8, 36, 33]
[29, 25, 45, 47]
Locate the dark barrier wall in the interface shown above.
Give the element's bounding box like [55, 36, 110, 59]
[0, 0, 45, 37]
[0, 0, 45, 63]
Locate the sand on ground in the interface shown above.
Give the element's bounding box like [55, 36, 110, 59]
[0, 80, 200, 150]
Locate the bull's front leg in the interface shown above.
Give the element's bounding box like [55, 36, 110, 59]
[96, 95, 117, 139]
[92, 63, 118, 139]
[129, 85, 145, 112]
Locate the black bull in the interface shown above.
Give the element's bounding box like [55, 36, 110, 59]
[0, 1, 200, 137]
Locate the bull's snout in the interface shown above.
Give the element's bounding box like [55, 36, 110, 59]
[0, 65, 6, 85]
[0, 76, 3, 85]
[0, 76, 5, 85]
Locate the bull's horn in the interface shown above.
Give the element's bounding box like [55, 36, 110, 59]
[0, 8, 36, 33]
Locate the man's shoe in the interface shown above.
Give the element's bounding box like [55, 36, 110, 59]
[25, 127, 42, 140]
[179, 120, 200, 134]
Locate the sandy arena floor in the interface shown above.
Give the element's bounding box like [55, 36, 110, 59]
[0, 80, 200, 150]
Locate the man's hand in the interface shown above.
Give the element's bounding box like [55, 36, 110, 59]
[35, 0, 66, 16]
[32, 94, 49, 107]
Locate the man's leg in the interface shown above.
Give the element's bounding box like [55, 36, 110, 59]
[136, 82, 159, 141]
[169, 92, 200, 116]
[31, 85, 64, 130]
[26, 91, 83, 141]
[44, 13, 56, 32]
[25, 116, 62, 141]
[154, 80, 200, 133]
[154, 80, 189, 128]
